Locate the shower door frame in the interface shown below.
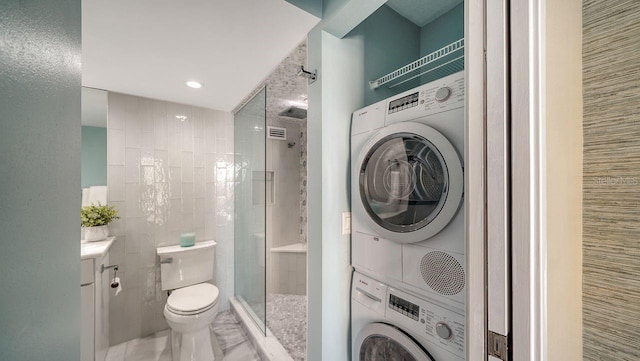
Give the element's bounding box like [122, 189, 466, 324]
[233, 86, 268, 335]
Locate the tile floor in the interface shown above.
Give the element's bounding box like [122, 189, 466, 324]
[266, 294, 307, 361]
[105, 311, 262, 361]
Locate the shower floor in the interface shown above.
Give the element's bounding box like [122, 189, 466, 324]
[266, 293, 307, 361]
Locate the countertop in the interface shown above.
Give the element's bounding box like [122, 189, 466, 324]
[81, 237, 115, 260]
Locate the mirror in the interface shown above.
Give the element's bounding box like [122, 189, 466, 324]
[81, 87, 108, 207]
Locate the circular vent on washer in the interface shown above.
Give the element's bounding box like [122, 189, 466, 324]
[420, 251, 465, 296]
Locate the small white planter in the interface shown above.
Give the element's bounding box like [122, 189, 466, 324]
[83, 225, 110, 243]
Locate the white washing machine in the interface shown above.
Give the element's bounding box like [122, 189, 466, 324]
[351, 272, 464, 361]
[350, 72, 466, 309]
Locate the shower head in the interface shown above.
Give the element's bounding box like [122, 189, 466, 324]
[279, 106, 307, 120]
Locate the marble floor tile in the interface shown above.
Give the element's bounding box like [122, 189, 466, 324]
[224, 341, 264, 361]
[123, 330, 171, 361]
[105, 311, 262, 361]
[212, 310, 262, 361]
[105, 341, 127, 361]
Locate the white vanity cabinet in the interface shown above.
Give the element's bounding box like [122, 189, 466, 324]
[81, 237, 115, 361]
[81, 259, 95, 361]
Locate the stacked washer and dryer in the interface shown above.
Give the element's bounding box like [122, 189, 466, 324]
[350, 72, 466, 361]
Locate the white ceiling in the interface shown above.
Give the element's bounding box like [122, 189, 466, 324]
[82, 0, 319, 112]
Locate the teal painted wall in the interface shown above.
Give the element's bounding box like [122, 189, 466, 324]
[0, 0, 81, 360]
[348, 5, 421, 106]
[306, 2, 372, 360]
[419, 2, 464, 83]
[420, 2, 464, 56]
[82, 126, 107, 188]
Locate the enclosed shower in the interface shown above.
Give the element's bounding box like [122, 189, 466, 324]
[233, 41, 308, 360]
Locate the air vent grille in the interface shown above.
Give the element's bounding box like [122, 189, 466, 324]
[267, 126, 287, 140]
[420, 251, 465, 295]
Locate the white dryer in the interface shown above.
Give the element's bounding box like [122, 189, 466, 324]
[350, 72, 466, 308]
[351, 272, 464, 361]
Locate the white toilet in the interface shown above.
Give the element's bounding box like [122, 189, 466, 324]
[157, 240, 219, 361]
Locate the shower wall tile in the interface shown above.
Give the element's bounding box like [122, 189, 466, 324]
[108, 129, 126, 166]
[125, 184, 141, 218]
[125, 148, 141, 183]
[154, 116, 168, 151]
[141, 135, 155, 164]
[107, 92, 233, 345]
[108, 166, 125, 202]
[194, 168, 205, 198]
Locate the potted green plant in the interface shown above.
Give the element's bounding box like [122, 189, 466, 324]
[81, 203, 119, 242]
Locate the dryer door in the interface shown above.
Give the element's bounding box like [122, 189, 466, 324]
[358, 122, 463, 243]
[355, 323, 434, 361]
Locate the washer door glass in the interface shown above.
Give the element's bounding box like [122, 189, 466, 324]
[356, 323, 434, 361]
[360, 132, 448, 233]
[360, 334, 420, 361]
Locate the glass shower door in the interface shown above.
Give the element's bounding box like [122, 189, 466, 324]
[234, 88, 267, 333]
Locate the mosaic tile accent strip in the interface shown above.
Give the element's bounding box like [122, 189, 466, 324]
[299, 122, 308, 244]
[583, 0, 640, 359]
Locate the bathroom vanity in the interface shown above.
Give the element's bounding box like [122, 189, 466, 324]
[81, 237, 115, 361]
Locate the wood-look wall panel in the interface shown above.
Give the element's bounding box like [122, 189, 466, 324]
[583, 0, 640, 359]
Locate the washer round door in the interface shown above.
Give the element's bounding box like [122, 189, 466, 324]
[357, 122, 463, 243]
[355, 323, 434, 361]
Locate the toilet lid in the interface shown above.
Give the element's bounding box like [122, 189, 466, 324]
[167, 283, 219, 315]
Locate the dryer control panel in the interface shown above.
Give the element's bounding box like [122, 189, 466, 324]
[385, 71, 465, 124]
[386, 287, 465, 359]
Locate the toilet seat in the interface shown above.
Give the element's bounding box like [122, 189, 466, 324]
[166, 283, 219, 316]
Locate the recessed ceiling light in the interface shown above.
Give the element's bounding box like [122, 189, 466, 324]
[186, 81, 203, 89]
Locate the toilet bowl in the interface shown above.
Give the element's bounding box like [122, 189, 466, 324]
[157, 240, 219, 361]
[164, 283, 219, 361]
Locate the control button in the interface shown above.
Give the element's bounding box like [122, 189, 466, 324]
[435, 87, 452, 102]
[436, 322, 453, 340]
[420, 318, 426, 324]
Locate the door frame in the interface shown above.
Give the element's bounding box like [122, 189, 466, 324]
[471, 0, 548, 359]
[465, 0, 487, 359]
[510, 0, 547, 360]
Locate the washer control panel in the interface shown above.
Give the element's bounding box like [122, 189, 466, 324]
[389, 294, 420, 321]
[386, 287, 465, 359]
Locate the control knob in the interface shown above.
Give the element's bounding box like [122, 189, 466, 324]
[435, 87, 452, 102]
[435, 321, 453, 340]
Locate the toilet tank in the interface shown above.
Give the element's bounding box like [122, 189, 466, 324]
[157, 240, 216, 291]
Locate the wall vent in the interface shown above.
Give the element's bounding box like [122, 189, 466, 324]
[267, 126, 287, 140]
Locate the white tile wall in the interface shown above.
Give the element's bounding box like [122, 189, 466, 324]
[107, 92, 234, 345]
[270, 252, 307, 295]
